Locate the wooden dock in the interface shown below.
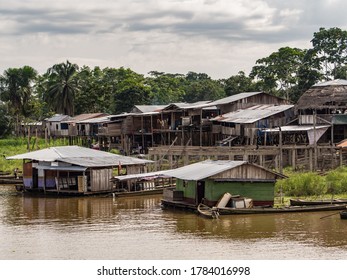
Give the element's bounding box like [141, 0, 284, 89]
[148, 144, 345, 173]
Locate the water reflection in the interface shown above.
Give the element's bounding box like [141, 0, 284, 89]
[1, 185, 347, 259]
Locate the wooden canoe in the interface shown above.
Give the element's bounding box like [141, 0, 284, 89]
[290, 198, 347, 206]
[197, 203, 219, 219]
[217, 204, 347, 215]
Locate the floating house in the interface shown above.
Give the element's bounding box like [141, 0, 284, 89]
[7, 146, 153, 195]
[162, 160, 285, 209]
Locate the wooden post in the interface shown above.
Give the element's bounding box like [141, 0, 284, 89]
[27, 126, 30, 152]
[141, 115, 144, 154]
[313, 110, 317, 171]
[279, 126, 283, 174]
[309, 148, 313, 171]
[169, 154, 173, 169]
[35, 128, 38, 150]
[154, 155, 158, 171]
[200, 108, 203, 147]
[150, 115, 154, 147]
[45, 127, 48, 148]
[292, 148, 296, 170]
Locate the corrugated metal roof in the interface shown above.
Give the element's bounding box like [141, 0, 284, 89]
[211, 104, 294, 124]
[163, 101, 213, 111]
[65, 113, 107, 123]
[6, 146, 153, 167]
[132, 105, 166, 113]
[45, 114, 71, 122]
[77, 115, 111, 124]
[164, 160, 247, 181]
[208, 92, 262, 106]
[262, 125, 330, 132]
[313, 79, 347, 87]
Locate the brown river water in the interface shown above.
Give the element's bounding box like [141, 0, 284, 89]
[1, 185, 347, 260]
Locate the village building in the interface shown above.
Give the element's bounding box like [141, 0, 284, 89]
[6, 146, 152, 195]
[19, 121, 45, 137]
[211, 104, 295, 146]
[162, 160, 285, 209]
[45, 114, 71, 137]
[296, 79, 347, 144]
[65, 113, 108, 138]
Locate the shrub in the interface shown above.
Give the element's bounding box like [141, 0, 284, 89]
[276, 172, 326, 197]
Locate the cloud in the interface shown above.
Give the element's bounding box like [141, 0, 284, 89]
[1, 0, 347, 78]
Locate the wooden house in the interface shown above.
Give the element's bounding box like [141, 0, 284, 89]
[296, 79, 347, 143]
[45, 114, 71, 137]
[162, 160, 285, 208]
[20, 121, 45, 137]
[208, 92, 290, 115]
[66, 113, 108, 137]
[6, 146, 153, 195]
[155, 101, 218, 146]
[211, 104, 294, 145]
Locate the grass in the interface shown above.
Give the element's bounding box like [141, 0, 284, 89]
[0, 137, 67, 174]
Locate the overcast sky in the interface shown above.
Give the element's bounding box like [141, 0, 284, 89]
[1, 0, 347, 79]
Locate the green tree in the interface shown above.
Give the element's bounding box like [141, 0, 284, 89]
[0, 66, 37, 134]
[45, 60, 79, 116]
[183, 72, 225, 102]
[146, 71, 186, 104]
[222, 71, 261, 96]
[75, 66, 113, 114]
[111, 68, 151, 113]
[310, 27, 347, 80]
[0, 103, 10, 137]
[250, 47, 306, 101]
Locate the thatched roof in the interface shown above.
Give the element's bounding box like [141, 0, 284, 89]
[296, 79, 347, 110]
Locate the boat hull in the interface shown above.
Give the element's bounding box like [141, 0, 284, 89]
[290, 198, 347, 206]
[217, 204, 347, 215]
[340, 210, 347, 219]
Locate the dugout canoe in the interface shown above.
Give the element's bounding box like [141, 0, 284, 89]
[290, 198, 347, 206]
[217, 204, 347, 215]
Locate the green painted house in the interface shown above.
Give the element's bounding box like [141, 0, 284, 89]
[163, 160, 285, 207]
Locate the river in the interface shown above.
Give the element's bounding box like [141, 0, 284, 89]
[1, 185, 347, 260]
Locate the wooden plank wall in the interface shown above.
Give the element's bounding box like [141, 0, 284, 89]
[90, 168, 113, 192]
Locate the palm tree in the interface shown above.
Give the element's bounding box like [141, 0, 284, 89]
[0, 66, 37, 135]
[46, 60, 79, 116]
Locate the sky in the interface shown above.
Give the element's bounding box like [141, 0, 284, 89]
[1, 0, 347, 79]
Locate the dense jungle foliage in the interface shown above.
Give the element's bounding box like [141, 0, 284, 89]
[2, 27, 347, 136]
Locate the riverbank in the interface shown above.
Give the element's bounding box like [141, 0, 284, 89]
[0, 137, 67, 173]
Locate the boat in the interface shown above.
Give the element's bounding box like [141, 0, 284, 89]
[217, 204, 347, 215]
[340, 210, 347, 220]
[290, 198, 347, 206]
[112, 186, 170, 197]
[197, 203, 219, 219]
[0, 175, 23, 185]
